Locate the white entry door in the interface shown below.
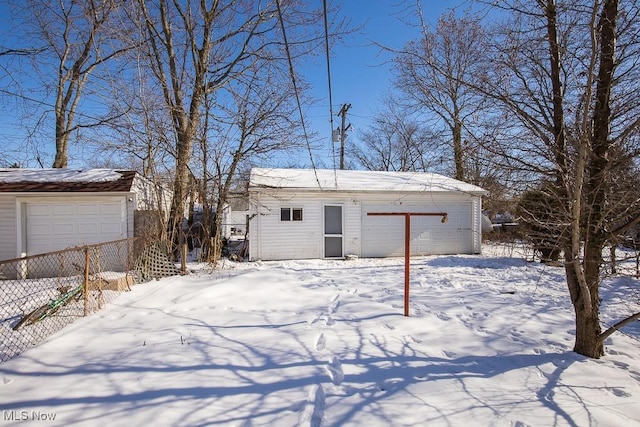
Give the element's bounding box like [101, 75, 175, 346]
[324, 205, 343, 258]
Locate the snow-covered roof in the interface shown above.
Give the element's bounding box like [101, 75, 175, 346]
[0, 168, 122, 183]
[249, 168, 487, 195]
[0, 169, 137, 193]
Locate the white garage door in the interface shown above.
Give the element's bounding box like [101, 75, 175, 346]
[361, 203, 473, 257]
[26, 198, 127, 256]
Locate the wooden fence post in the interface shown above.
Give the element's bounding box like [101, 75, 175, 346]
[181, 243, 187, 275]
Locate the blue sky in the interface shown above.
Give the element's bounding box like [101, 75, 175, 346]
[300, 0, 468, 168]
[0, 0, 467, 169]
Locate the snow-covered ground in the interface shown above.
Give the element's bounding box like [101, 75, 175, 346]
[0, 244, 639, 426]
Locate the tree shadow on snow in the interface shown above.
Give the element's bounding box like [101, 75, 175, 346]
[2, 249, 627, 426]
[0, 307, 589, 427]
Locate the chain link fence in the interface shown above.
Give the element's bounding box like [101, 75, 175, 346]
[0, 238, 140, 363]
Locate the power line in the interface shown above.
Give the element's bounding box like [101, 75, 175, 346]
[323, 0, 336, 174]
[0, 88, 111, 124]
[275, 0, 321, 188]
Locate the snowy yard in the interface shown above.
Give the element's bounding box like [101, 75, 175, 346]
[0, 244, 639, 426]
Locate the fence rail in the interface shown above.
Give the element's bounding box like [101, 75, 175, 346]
[0, 238, 138, 363]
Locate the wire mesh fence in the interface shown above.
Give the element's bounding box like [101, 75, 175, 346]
[0, 238, 138, 363]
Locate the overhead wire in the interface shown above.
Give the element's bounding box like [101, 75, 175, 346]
[0, 88, 114, 124]
[323, 0, 338, 183]
[275, 0, 322, 189]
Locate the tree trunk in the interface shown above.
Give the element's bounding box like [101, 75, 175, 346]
[567, 243, 604, 358]
[52, 125, 69, 168]
[570, 0, 618, 359]
[569, 237, 605, 358]
[452, 115, 464, 181]
[168, 138, 193, 255]
[573, 302, 604, 357]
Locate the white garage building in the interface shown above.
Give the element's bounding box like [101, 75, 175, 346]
[248, 168, 488, 261]
[0, 169, 168, 260]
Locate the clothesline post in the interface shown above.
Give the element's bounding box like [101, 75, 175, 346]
[367, 212, 448, 317]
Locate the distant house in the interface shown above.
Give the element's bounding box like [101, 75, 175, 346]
[222, 192, 250, 239]
[247, 168, 488, 261]
[0, 169, 170, 260]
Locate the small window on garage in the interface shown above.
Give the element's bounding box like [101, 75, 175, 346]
[281, 207, 303, 222]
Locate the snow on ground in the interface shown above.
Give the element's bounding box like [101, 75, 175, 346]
[0, 244, 639, 426]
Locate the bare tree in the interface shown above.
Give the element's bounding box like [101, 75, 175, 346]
[1, 0, 134, 168]
[134, 0, 328, 253]
[477, 0, 640, 358]
[392, 8, 489, 182]
[195, 62, 307, 261]
[32, 0, 132, 167]
[88, 63, 176, 180]
[350, 99, 444, 172]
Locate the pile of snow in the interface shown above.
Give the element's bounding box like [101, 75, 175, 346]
[0, 244, 638, 426]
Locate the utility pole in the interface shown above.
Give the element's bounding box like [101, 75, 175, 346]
[337, 103, 351, 169]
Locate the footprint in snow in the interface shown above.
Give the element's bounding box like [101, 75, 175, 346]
[606, 387, 631, 398]
[325, 356, 344, 385]
[612, 361, 629, 369]
[442, 350, 456, 358]
[403, 335, 421, 344]
[307, 313, 322, 326]
[329, 300, 340, 314]
[298, 384, 325, 427]
[315, 333, 326, 352]
[376, 378, 402, 392]
[628, 370, 640, 382]
[435, 312, 451, 321]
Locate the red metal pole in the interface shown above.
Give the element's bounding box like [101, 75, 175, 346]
[366, 211, 447, 318]
[404, 213, 410, 317]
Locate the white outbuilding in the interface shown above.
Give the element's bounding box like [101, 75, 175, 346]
[247, 168, 488, 261]
[0, 169, 169, 261]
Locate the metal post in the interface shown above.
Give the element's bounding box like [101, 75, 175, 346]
[404, 213, 410, 317]
[367, 211, 448, 317]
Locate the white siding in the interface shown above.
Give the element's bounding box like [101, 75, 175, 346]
[472, 197, 483, 253]
[250, 192, 361, 261]
[0, 195, 17, 261]
[361, 194, 476, 257]
[343, 199, 361, 257]
[132, 174, 172, 213]
[251, 193, 321, 260]
[223, 209, 250, 238]
[249, 190, 483, 261]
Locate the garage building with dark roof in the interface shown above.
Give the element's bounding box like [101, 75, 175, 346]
[0, 169, 170, 261]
